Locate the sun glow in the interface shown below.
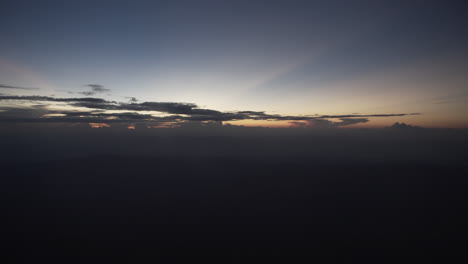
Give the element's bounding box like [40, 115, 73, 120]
[89, 123, 111, 128]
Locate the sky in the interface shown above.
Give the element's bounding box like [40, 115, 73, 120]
[3, 1, 468, 258]
[1, 0, 467, 128]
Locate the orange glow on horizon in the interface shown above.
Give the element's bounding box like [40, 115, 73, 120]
[227, 120, 292, 128]
[89, 123, 111, 128]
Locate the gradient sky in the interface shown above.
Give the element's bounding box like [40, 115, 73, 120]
[1, 0, 467, 128]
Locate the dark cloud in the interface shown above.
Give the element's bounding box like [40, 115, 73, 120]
[0, 116, 134, 124]
[126, 97, 138, 102]
[71, 101, 120, 110]
[304, 118, 369, 128]
[85, 84, 110, 93]
[0, 107, 158, 124]
[62, 111, 156, 120]
[0, 95, 108, 103]
[72, 101, 237, 118]
[317, 113, 420, 118]
[0, 84, 40, 90]
[124, 102, 199, 114]
[237, 111, 267, 115]
[0, 106, 49, 119]
[177, 120, 223, 128]
[77, 84, 110, 96]
[0, 94, 421, 126]
[184, 113, 249, 121]
[387, 122, 422, 129]
[335, 118, 369, 126]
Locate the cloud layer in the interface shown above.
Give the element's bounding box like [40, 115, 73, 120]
[0, 94, 420, 128]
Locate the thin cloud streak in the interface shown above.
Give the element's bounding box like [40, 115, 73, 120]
[0, 84, 40, 90]
[0, 95, 109, 103]
[84, 84, 110, 93]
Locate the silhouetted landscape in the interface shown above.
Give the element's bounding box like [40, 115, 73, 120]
[2, 127, 468, 260]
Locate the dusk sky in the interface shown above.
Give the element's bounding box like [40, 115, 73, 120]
[1, 0, 467, 128]
[3, 1, 468, 259]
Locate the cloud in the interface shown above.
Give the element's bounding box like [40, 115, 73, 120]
[78, 91, 96, 96]
[0, 95, 108, 103]
[335, 118, 369, 126]
[0, 84, 40, 90]
[386, 122, 422, 129]
[238, 111, 267, 115]
[0, 106, 49, 119]
[317, 113, 420, 118]
[85, 84, 110, 93]
[126, 97, 138, 102]
[0, 94, 420, 127]
[61, 111, 156, 120]
[71, 101, 243, 119]
[177, 120, 223, 128]
[123, 102, 200, 114]
[76, 84, 111, 96]
[303, 118, 369, 128]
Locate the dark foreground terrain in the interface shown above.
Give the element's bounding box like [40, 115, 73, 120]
[1, 128, 468, 261]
